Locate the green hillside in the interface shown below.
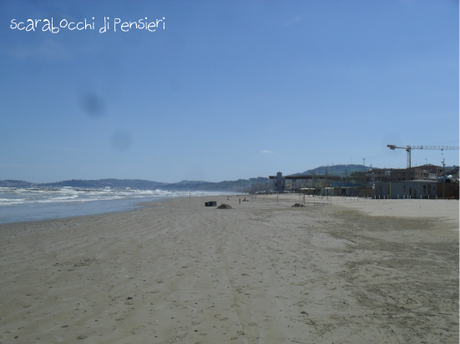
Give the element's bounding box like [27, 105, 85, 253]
[292, 164, 370, 177]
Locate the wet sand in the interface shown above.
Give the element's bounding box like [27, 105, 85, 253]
[0, 195, 458, 343]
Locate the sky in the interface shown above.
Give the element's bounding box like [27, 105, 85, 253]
[0, 0, 459, 183]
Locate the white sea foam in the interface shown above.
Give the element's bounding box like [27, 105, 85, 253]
[0, 187, 228, 207]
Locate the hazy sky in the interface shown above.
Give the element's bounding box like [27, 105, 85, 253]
[1, 0, 458, 183]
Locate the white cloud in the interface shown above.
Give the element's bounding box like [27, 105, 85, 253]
[261, 150, 273, 154]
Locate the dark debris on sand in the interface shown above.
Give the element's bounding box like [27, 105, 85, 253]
[217, 204, 232, 209]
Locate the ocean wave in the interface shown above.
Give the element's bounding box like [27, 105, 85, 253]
[0, 187, 229, 207]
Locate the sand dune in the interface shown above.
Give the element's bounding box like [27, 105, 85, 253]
[0, 195, 458, 343]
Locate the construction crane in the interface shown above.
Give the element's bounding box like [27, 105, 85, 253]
[387, 144, 459, 173]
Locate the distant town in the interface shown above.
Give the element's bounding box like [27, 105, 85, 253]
[271, 163, 459, 200]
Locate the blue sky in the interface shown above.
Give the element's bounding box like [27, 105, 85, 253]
[1, 0, 458, 183]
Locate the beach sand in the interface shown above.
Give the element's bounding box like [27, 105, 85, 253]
[0, 195, 458, 343]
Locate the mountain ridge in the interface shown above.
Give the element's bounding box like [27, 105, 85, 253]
[3, 164, 454, 191]
[291, 164, 370, 177]
[0, 177, 271, 193]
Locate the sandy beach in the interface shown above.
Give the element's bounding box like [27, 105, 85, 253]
[0, 195, 458, 344]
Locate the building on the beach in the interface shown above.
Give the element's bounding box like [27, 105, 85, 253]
[269, 173, 328, 192]
[270, 170, 367, 193]
[374, 181, 437, 199]
[368, 164, 442, 182]
[304, 186, 373, 197]
[270, 164, 458, 198]
[271, 172, 285, 192]
[374, 181, 459, 199]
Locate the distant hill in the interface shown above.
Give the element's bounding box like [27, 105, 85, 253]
[0, 165, 378, 192]
[0, 177, 272, 193]
[0, 180, 36, 187]
[291, 164, 371, 177]
[2, 163, 455, 193]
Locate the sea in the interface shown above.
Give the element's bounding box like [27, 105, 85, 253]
[0, 187, 226, 224]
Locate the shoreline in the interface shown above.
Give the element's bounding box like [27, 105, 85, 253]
[0, 195, 458, 343]
[0, 189, 236, 225]
[2, 192, 457, 227]
[0, 197, 166, 227]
